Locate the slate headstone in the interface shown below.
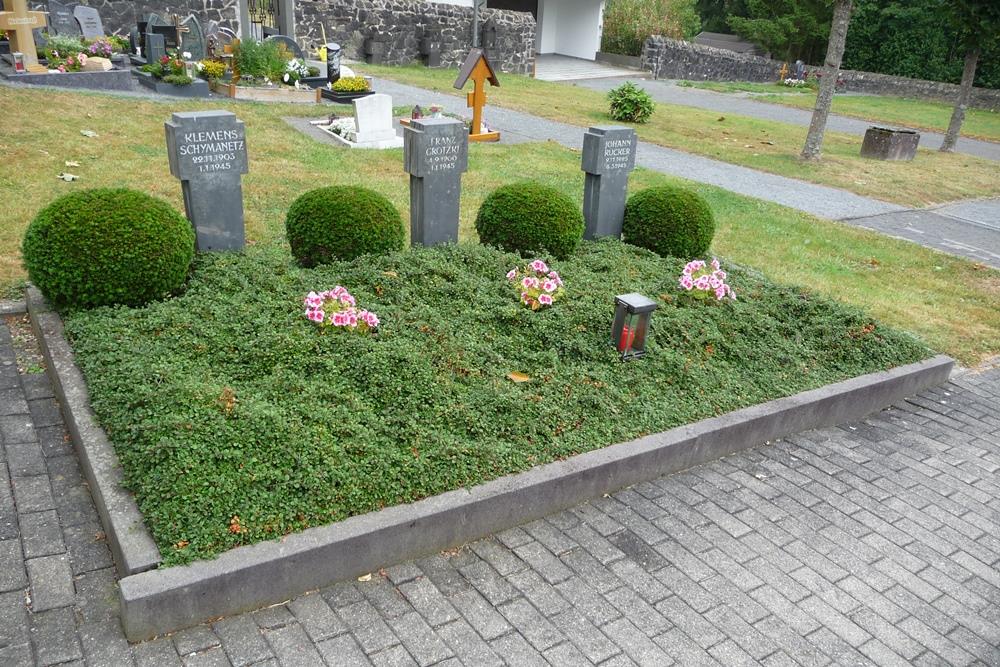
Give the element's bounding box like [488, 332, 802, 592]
[73, 5, 103, 39]
[179, 15, 206, 61]
[403, 118, 469, 246]
[144, 32, 165, 65]
[150, 24, 180, 51]
[581, 126, 637, 240]
[264, 34, 303, 60]
[46, 0, 81, 37]
[165, 111, 249, 251]
[795, 59, 805, 80]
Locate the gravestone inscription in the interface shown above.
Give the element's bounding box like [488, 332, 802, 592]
[47, 0, 80, 37]
[403, 118, 469, 246]
[73, 4, 103, 39]
[581, 126, 637, 240]
[165, 111, 249, 251]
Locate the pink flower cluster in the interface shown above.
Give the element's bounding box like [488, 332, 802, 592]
[679, 258, 736, 301]
[303, 286, 379, 332]
[506, 259, 565, 310]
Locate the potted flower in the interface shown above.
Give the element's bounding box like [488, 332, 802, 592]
[320, 75, 375, 103]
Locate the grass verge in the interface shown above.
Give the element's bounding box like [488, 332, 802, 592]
[680, 80, 1000, 143]
[64, 242, 932, 564]
[364, 64, 1000, 207]
[2, 85, 999, 365]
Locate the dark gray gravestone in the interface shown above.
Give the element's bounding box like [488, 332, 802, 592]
[179, 15, 206, 61]
[47, 0, 81, 37]
[795, 59, 805, 80]
[165, 111, 249, 251]
[144, 32, 165, 65]
[73, 5, 104, 40]
[403, 118, 469, 246]
[264, 34, 304, 60]
[150, 24, 181, 52]
[581, 126, 637, 240]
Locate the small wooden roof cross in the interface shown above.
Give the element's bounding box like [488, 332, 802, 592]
[453, 48, 499, 90]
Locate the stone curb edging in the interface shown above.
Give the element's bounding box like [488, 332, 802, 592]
[26, 287, 161, 577]
[111, 345, 953, 640]
[0, 300, 27, 315]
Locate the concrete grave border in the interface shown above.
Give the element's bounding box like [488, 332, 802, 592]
[26, 287, 954, 640]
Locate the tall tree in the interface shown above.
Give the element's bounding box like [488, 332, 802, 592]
[940, 1, 1000, 152]
[726, 0, 832, 62]
[800, 0, 853, 160]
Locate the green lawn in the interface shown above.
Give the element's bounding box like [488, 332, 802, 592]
[680, 80, 1000, 143]
[365, 64, 1000, 208]
[2, 84, 999, 366]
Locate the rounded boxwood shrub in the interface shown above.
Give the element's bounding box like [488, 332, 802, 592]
[622, 185, 715, 258]
[608, 81, 655, 123]
[286, 186, 404, 266]
[475, 182, 584, 260]
[22, 188, 194, 308]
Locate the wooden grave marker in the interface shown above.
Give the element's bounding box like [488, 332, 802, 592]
[453, 47, 500, 143]
[0, 0, 47, 71]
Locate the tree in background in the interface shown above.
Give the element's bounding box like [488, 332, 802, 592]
[601, 0, 702, 57]
[695, 0, 747, 33]
[800, 0, 854, 160]
[940, 1, 1000, 151]
[725, 0, 832, 62]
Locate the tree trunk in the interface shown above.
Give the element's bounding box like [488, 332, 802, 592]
[940, 48, 979, 152]
[800, 0, 853, 161]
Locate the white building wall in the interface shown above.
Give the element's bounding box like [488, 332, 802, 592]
[536, 0, 603, 60]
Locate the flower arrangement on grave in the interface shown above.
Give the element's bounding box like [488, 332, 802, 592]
[83, 37, 114, 59]
[506, 259, 565, 310]
[782, 78, 808, 88]
[196, 59, 227, 81]
[331, 76, 370, 92]
[678, 258, 736, 301]
[283, 58, 311, 84]
[303, 287, 379, 333]
[140, 52, 192, 85]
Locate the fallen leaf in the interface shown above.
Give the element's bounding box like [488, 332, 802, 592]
[760, 141, 774, 145]
[717, 116, 725, 121]
[56, 173, 78, 181]
[382, 270, 398, 278]
[174, 540, 190, 549]
[64, 160, 80, 167]
[507, 371, 531, 383]
[357, 573, 372, 582]
[80, 130, 98, 138]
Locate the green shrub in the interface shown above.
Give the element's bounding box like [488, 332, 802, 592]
[608, 81, 655, 123]
[161, 74, 193, 86]
[475, 182, 584, 260]
[233, 38, 288, 81]
[622, 185, 715, 258]
[22, 189, 194, 308]
[285, 186, 404, 266]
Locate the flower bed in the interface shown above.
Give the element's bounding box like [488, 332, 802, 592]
[62, 242, 932, 566]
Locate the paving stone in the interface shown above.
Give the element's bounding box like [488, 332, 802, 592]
[19, 374, 54, 401]
[0, 537, 27, 592]
[435, 620, 503, 667]
[12, 475, 54, 513]
[541, 641, 591, 666]
[0, 414, 35, 443]
[36, 425, 72, 459]
[513, 540, 572, 585]
[337, 599, 400, 654]
[397, 576, 461, 628]
[27, 398, 62, 429]
[30, 606, 83, 666]
[64, 521, 113, 574]
[496, 597, 562, 652]
[549, 607, 621, 663]
[359, 576, 413, 619]
[487, 631, 549, 667]
[469, 537, 527, 576]
[173, 624, 222, 656]
[18, 509, 61, 560]
[133, 636, 183, 667]
[369, 643, 417, 667]
[287, 592, 344, 642]
[53, 483, 100, 527]
[27, 553, 74, 611]
[79, 619, 135, 667]
[262, 623, 324, 666]
[212, 615, 273, 666]
[386, 612, 453, 666]
[182, 646, 232, 667]
[449, 588, 512, 641]
[0, 642, 33, 666]
[0, 589, 30, 648]
[316, 632, 372, 666]
[250, 604, 295, 630]
[74, 566, 119, 623]
[383, 562, 422, 585]
[602, 617, 675, 666]
[4, 442, 46, 477]
[604, 584, 671, 636]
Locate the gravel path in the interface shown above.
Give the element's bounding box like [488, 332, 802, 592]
[573, 77, 1000, 162]
[3, 306, 1000, 666]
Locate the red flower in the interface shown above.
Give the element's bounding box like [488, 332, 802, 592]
[160, 55, 170, 65]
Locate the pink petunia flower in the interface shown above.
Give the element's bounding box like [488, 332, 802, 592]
[679, 276, 694, 290]
[531, 260, 549, 273]
[538, 294, 553, 305]
[542, 280, 557, 293]
[521, 276, 539, 290]
[715, 286, 727, 300]
[506, 269, 517, 280]
[694, 276, 711, 290]
[711, 258, 721, 271]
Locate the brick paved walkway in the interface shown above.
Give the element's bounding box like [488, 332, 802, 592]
[2, 310, 999, 666]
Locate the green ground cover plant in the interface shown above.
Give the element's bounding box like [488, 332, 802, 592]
[64, 242, 931, 564]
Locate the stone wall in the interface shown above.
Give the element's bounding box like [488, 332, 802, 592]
[641, 35, 1000, 111]
[294, 0, 536, 74]
[41, 1, 239, 36]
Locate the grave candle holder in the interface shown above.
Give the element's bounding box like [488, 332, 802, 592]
[611, 293, 658, 360]
[12, 52, 26, 73]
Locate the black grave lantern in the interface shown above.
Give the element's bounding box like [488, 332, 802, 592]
[611, 293, 657, 360]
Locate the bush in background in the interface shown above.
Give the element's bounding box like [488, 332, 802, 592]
[608, 82, 656, 123]
[601, 0, 701, 56]
[475, 182, 584, 260]
[286, 186, 405, 266]
[622, 185, 715, 258]
[22, 188, 194, 308]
